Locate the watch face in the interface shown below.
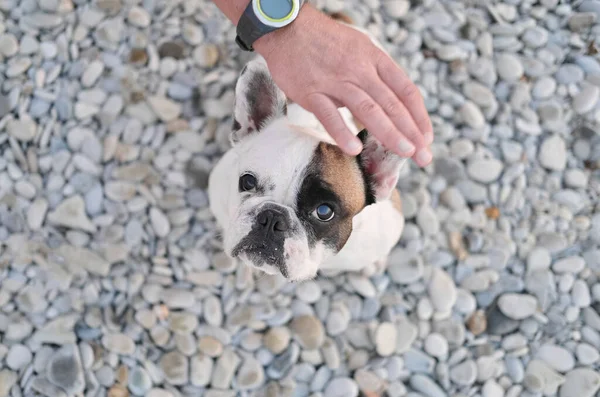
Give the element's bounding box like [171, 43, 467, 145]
[257, 0, 295, 22]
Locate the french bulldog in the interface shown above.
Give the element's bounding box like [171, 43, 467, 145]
[208, 21, 408, 282]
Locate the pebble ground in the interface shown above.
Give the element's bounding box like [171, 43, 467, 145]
[1, 0, 600, 396]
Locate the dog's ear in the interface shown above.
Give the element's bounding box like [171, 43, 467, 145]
[357, 129, 407, 202]
[231, 57, 287, 144]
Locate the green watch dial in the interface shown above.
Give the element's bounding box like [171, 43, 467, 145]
[257, 0, 295, 22]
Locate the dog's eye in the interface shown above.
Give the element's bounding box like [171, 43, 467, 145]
[313, 204, 335, 222]
[239, 173, 257, 192]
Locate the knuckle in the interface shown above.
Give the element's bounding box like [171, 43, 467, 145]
[414, 114, 432, 131]
[357, 99, 377, 115]
[400, 83, 420, 100]
[322, 110, 339, 124]
[318, 108, 342, 127]
[382, 99, 403, 117]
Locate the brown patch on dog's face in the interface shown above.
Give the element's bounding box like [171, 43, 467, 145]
[295, 143, 369, 251]
[318, 143, 367, 216]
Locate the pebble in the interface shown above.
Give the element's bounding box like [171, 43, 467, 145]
[467, 310, 487, 336]
[46, 345, 85, 395]
[295, 281, 322, 303]
[102, 333, 136, 355]
[572, 280, 591, 308]
[450, 360, 478, 386]
[404, 349, 435, 373]
[463, 81, 496, 107]
[532, 76, 557, 99]
[409, 374, 446, 397]
[428, 268, 457, 313]
[576, 343, 600, 365]
[326, 302, 351, 336]
[467, 158, 504, 183]
[496, 53, 524, 81]
[573, 85, 600, 114]
[522, 26, 549, 48]
[460, 101, 485, 129]
[538, 134, 567, 171]
[128, 6, 151, 27]
[559, 368, 600, 397]
[150, 207, 171, 238]
[0, 370, 17, 397]
[264, 327, 291, 355]
[81, 60, 104, 88]
[291, 316, 325, 349]
[347, 275, 376, 298]
[383, 0, 410, 19]
[324, 377, 359, 397]
[0, 33, 19, 56]
[388, 249, 424, 284]
[129, 367, 152, 396]
[236, 356, 265, 390]
[193, 44, 220, 68]
[6, 344, 32, 370]
[147, 96, 182, 122]
[160, 352, 189, 385]
[375, 322, 397, 356]
[482, 379, 505, 397]
[191, 354, 213, 387]
[47, 195, 97, 233]
[552, 256, 585, 274]
[536, 344, 576, 373]
[498, 293, 538, 320]
[7, 116, 37, 142]
[212, 348, 241, 388]
[182, 21, 205, 45]
[424, 333, 448, 359]
[198, 336, 224, 357]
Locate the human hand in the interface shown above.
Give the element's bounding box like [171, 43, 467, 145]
[253, 5, 433, 167]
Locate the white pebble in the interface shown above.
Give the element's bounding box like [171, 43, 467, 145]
[498, 293, 538, 320]
[424, 333, 448, 359]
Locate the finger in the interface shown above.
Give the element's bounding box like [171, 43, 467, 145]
[331, 98, 344, 108]
[331, 82, 416, 158]
[305, 93, 362, 155]
[377, 55, 434, 145]
[362, 75, 431, 166]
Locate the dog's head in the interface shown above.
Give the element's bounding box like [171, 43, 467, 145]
[222, 57, 405, 281]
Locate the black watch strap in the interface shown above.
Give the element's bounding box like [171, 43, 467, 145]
[235, 0, 305, 52]
[235, 5, 278, 52]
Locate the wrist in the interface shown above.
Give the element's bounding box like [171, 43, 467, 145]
[253, 4, 322, 61]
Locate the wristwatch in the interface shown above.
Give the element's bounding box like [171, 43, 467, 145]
[235, 0, 305, 51]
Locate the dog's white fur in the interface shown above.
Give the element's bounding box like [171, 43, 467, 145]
[208, 23, 406, 281]
[209, 102, 405, 280]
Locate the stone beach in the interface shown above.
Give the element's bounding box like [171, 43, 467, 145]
[0, 0, 600, 396]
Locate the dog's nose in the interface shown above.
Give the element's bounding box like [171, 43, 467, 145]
[256, 209, 289, 234]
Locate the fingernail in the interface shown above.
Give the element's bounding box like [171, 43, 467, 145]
[416, 148, 432, 165]
[347, 139, 362, 154]
[398, 140, 415, 155]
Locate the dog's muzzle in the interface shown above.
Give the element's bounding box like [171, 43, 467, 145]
[231, 203, 293, 277]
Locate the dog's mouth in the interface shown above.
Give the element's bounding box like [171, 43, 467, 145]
[231, 240, 288, 278]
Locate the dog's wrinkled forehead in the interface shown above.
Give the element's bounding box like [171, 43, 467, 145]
[236, 121, 368, 205]
[234, 120, 319, 203]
